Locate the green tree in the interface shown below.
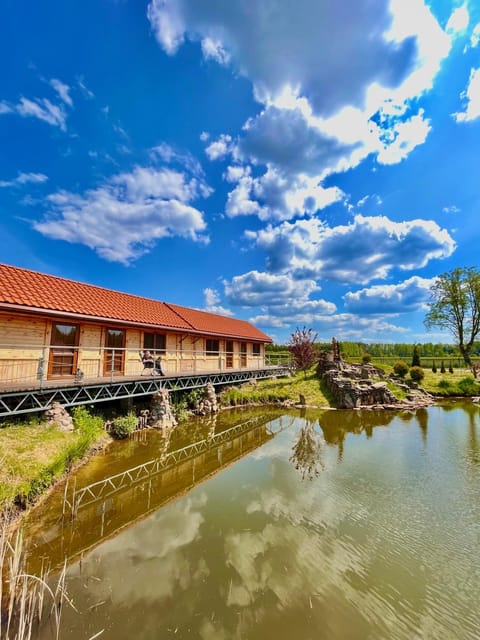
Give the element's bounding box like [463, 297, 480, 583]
[411, 345, 421, 367]
[425, 267, 480, 365]
[288, 326, 318, 376]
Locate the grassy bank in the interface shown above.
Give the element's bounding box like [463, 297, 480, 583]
[0, 407, 108, 515]
[370, 360, 480, 397]
[219, 369, 332, 407]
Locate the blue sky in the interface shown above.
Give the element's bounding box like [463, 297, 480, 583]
[1, 0, 479, 344]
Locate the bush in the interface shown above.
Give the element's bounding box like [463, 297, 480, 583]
[438, 379, 451, 389]
[361, 352, 371, 364]
[440, 360, 446, 374]
[449, 362, 454, 373]
[110, 413, 137, 439]
[411, 345, 421, 367]
[432, 361, 437, 373]
[393, 360, 409, 378]
[409, 366, 425, 382]
[457, 376, 480, 396]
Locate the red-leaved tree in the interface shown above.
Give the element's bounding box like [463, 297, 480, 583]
[288, 326, 318, 376]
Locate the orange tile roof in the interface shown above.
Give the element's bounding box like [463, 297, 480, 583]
[167, 303, 272, 342]
[0, 263, 271, 342]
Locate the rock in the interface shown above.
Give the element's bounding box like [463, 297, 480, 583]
[194, 382, 218, 415]
[44, 402, 74, 432]
[150, 389, 177, 429]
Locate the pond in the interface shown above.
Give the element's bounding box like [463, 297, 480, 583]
[24, 402, 480, 639]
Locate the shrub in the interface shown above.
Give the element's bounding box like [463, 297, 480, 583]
[411, 345, 421, 367]
[438, 379, 451, 389]
[432, 361, 437, 373]
[361, 352, 371, 364]
[457, 376, 480, 396]
[409, 366, 425, 382]
[393, 360, 409, 378]
[449, 362, 454, 373]
[110, 413, 137, 439]
[440, 360, 446, 374]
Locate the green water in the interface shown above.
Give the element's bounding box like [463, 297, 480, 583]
[26, 403, 480, 639]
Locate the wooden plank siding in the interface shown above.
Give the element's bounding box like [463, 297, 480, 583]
[0, 310, 266, 389]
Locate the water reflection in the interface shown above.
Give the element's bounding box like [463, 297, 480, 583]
[290, 418, 325, 480]
[23, 412, 284, 573]
[23, 403, 480, 640]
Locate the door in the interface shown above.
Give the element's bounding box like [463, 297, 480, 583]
[48, 323, 79, 378]
[226, 341, 234, 368]
[104, 328, 126, 375]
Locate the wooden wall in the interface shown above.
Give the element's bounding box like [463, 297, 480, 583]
[0, 310, 266, 386]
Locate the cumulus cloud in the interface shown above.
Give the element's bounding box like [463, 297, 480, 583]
[33, 165, 211, 264]
[251, 311, 409, 340]
[203, 288, 234, 316]
[343, 276, 435, 314]
[248, 215, 456, 284]
[453, 67, 480, 122]
[205, 134, 232, 161]
[224, 270, 321, 307]
[225, 165, 344, 221]
[238, 106, 356, 177]
[0, 172, 48, 188]
[147, 0, 421, 116]
[149, 0, 453, 221]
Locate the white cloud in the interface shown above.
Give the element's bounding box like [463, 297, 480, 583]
[223, 270, 323, 307]
[33, 165, 210, 264]
[203, 288, 234, 316]
[201, 37, 230, 64]
[343, 276, 435, 314]
[375, 109, 431, 164]
[77, 76, 95, 99]
[442, 205, 461, 214]
[248, 215, 456, 284]
[251, 310, 409, 339]
[470, 23, 480, 48]
[205, 134, 232, 161]
[49, 78, 73, 106]
[1, 96, 68, 130]
[147, 0, 440, 117]
[453, 67, 480, 122]
[445, 5, 469, 36]
[225, 165, 344, 221]
[0, 172, 48, 188]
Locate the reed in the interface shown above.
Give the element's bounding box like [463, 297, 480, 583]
[0, 513, 69, 639]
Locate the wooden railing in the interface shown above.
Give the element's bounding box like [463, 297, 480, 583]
[0, 344, 292, 389]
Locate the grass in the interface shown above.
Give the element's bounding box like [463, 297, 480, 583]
[220, 368, 331, 407]
[0, 407, 107, 514]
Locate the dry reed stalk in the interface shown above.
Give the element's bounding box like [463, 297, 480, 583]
[1, 513, 69, 639]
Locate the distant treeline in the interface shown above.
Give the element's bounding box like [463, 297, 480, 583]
[266, 341, 480, 359]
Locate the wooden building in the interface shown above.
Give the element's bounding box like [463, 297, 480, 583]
[0, 263, 272, 390]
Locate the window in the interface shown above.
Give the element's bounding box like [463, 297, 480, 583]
[240, 342, 247, 366]
[144, 333, 166, 353]
[48, 323, 79, 377]
[252, 343, 261, 356]
[206, 339, 219, 355]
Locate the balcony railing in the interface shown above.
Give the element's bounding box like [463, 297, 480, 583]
[0, 344, 292, 391]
